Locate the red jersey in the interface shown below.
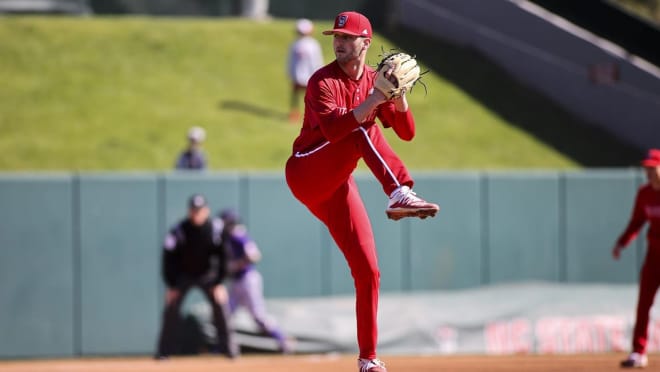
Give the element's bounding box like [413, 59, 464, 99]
[291, 60, 415, 156]
[617, 184, 660, 247]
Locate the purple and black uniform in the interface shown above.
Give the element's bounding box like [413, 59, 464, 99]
[220, 210, 291, 353]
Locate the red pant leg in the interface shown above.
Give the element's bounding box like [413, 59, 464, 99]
[285, 132, 388, 359]
[287, 168, 381, 358]
[356, 125, 414, 196]
[632, 248, 660, 354]
[310, 178, 380, 359]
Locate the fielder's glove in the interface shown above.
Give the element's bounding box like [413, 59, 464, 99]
[374, 52, 421, 100]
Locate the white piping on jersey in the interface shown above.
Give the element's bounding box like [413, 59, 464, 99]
[356, 126, 401, 188]
[293, 126, 402, 188]
[294, 140, 331, 158]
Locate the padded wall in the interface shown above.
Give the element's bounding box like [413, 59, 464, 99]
[0, 175, 75, 357]
[0, 169, 648, 358]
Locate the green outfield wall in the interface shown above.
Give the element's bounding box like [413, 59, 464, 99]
[0, 170, 646, 358]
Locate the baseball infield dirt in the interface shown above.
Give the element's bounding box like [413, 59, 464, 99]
[0, 353, 653, 372]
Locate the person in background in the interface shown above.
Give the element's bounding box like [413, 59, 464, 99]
[155, 194, 237, 359]
[287, 18, 323, 122]
[175, 126, 207, 170]
[218, 208, 293, 354]
[612, 149, 660, 369]
[240, 0, 270, 21]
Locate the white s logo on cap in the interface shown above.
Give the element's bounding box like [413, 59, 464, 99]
[338, 15, 348, 27]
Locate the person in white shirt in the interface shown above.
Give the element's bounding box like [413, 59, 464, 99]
[287, 18, 323, 122]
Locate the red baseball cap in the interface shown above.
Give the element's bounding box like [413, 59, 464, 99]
[323, 11, 372, 38]
[642, 148, 660, 167]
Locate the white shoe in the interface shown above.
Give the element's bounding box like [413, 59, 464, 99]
[386, 185, 439, 221]
[358, 358, 387, 372]
[620, 352, 648, 368]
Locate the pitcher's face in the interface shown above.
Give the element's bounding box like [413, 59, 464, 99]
[333, 33, 369, 64]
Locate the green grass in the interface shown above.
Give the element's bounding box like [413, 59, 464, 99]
[0, 16, 641, 171]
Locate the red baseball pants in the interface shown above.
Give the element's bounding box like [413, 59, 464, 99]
[633, 245, 660, 354]
[285, 124, 413, 359]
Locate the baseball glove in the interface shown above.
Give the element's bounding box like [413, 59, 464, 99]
[374, 52, 421, 100]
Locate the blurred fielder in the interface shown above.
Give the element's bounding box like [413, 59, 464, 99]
[219, 208, 292, 354]
[612, 149, 660, 369]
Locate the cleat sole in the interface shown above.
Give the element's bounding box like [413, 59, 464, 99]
[386, 207, 439, 221]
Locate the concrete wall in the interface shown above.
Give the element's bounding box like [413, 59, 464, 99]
[0, 170, 647, 358]
[397, 0, 660, 151]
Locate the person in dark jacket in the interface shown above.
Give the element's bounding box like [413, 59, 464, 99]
[155, 194, 237, 359]
[175, 126, 207, 170]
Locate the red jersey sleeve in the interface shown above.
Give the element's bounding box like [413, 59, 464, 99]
[377, 103, 416, 141]
[616, 186, 648, 247]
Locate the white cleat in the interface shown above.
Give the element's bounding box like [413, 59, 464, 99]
[620, 352, 648, 368]
[386, 185, 439, 221]
[358, 358, 387, 372]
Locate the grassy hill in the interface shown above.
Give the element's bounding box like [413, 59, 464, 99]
[0, 16, 642, 171]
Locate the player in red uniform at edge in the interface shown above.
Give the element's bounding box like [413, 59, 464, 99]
[613, 149, 660, 369]
[285, 11, 439, 372]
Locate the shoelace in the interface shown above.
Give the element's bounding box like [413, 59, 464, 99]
[396, 189, 422, 204]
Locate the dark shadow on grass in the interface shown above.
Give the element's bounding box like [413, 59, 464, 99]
[219, 100, 288, 121]
[377, 25, 645, 167]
